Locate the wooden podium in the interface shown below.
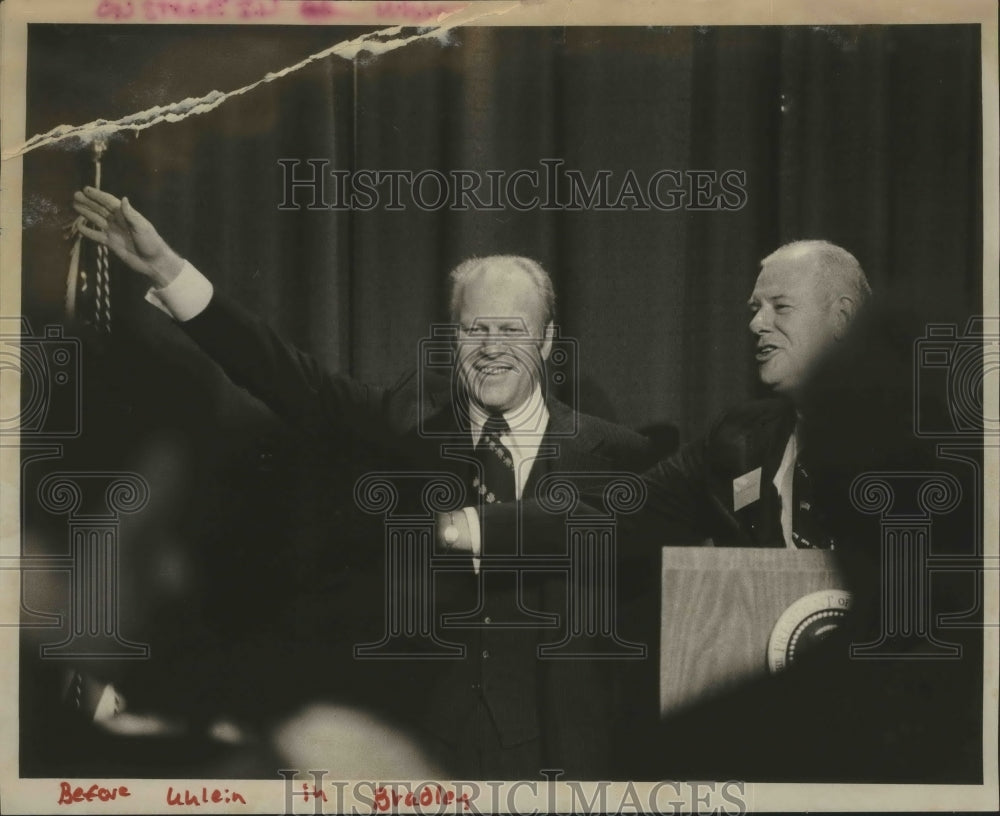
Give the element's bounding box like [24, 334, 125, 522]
[659, 547, 848, 716]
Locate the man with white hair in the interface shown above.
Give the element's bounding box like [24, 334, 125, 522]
[751, 240, 871, 398]
[72, 186, 654, 779]
[641, 238, 873, 551]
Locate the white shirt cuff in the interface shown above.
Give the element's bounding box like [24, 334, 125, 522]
[462, 506, 482, 574]
[144, 260, 213, 322]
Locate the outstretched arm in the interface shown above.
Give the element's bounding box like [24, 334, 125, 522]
[442, 437, 713, 558]
[72, 189, 389, 440]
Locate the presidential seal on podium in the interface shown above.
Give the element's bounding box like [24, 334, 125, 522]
[766, 589, 852, 673]
[660, 548, 848, 716]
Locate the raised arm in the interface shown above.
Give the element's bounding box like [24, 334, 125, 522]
[72, 189, 389, 440]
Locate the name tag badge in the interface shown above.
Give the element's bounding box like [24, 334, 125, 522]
[732, 467, 762, 511]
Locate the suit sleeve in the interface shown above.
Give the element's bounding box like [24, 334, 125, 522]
[181, 291, 391, 442]
[480, 432, 713, 558]
[635, 436, 714, 545]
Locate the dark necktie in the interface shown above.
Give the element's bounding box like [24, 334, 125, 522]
[471, 415, 516, 506]
[791, 454, 835, 549]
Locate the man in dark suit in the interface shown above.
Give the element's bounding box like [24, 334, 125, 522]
[635, 239, 872, 550]
[613, 248, 979, 784]
[72, 187, 653, 779]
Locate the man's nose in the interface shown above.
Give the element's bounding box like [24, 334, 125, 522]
[748, 307, 770, 334]
[478, 331, 508, 351]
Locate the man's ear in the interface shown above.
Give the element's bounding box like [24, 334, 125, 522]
[540, 321, 555, 360]
[832, 295, 857, 340]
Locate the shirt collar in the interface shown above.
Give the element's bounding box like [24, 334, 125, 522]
[468, 385, 549, 447]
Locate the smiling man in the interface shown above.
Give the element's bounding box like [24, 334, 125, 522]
[71, 187, 654, 779]
[453, 256, 554, 412]
[750, 241, 870, 400]
[703, 239, 872, 549]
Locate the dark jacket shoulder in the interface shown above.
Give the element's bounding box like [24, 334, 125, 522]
[573, 408, 655, 468]
[709, 396, 795, 437]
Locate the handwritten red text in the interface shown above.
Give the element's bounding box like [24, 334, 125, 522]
[58, 782, 131, 805]
[95, 0, 282, 20]
[166, 786, 247, 806]
[374, 2, 461, 21]
[373, 785, 471, 812]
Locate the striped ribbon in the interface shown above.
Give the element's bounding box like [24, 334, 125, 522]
[66, 139, 111, 333]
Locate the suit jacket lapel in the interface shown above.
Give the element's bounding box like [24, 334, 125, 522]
[521, 398, 598, 497]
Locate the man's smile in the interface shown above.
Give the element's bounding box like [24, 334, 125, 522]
[755, 343, 780, 362]
[474, 359, 518, 376]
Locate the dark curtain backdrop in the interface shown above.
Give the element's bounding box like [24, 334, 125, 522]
[18, 23, 984, 766]
[23, 24, 982, 439]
